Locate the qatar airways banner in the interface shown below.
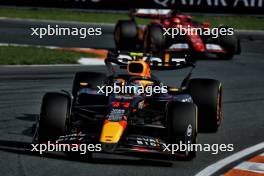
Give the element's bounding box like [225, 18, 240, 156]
[150, 0, 264, 14]
[1, 0, 264, 14]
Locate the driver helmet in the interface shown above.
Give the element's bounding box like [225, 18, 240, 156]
[127, 61, 153, 88]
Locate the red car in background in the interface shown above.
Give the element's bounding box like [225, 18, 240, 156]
[114, 9, 241, 60]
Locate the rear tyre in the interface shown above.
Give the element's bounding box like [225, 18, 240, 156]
[217, 26, 239, 60]
[167, 102, 197, 160]
[144, 24, 166, 52]
[187, 79, 223, 133]
[38, 92, 71, 142]
[114, 20, 138, 50]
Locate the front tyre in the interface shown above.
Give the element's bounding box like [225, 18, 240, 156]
[166, 102, 197, 160]
[38, 92, 71, 142]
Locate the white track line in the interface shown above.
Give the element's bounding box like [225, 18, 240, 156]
[78, 58, 105, 65]
[234, 161, 264, 174]
[195, 142, 264, 176]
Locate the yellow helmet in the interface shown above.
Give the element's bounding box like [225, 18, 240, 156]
[127, 60, 153, 87]
[127, 60, 151, 78]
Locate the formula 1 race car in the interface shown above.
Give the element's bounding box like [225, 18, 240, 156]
[114, 9, 241, 60]
[33, 52, 223, 160]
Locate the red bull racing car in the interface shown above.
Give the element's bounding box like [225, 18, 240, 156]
[33, 52, 223, 160]
[114, 9, 240, 60]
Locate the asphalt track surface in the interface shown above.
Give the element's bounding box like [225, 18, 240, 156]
[0, 19, 264, 176]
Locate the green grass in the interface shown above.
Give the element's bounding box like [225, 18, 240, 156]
[0, 8, 131, 23]
[193, 16, 264, 30]
[1, 7, 264, 29]
[0, 46, 99, 65]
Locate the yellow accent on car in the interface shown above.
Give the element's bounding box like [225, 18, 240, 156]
[169, 87, 179, 92]
[80, 82, 88, 86]
[216, 83, 222, 125]
[164, 53, 170, 66]
[130, 52, 144, 57]
[127, 60, 151, 78]
[100, 122, 124, 143]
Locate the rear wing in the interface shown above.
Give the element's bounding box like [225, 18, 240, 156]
[105, 51, 196, 71]
[131, 9, 172, 19]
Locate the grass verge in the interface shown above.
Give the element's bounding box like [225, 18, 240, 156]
[0, 46, 99, 65]
[0, 7, 132, 23]
[0, 7, 264, 30]
[193, 15, 264, 30]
